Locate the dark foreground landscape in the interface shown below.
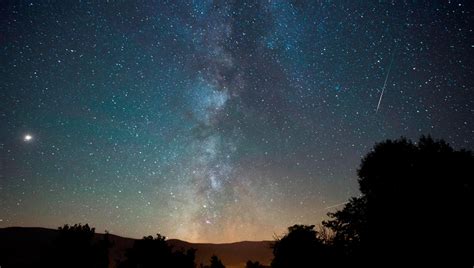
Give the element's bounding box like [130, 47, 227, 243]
[0, 227, 272, 268]
[1, 137, 473, 268]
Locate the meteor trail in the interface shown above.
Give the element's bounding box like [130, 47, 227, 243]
[376, 51, 395, 113]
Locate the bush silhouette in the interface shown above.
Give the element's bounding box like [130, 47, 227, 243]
[246, 260, 265, 268]
[46, 224, 111, 268]
[271, 224, 330, 268]
[324, 136, 474, 266]
[118, 234, 196, 268]
[209, 254, 225, 268]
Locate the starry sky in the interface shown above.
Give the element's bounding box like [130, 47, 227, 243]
[1, 1, 472, 243]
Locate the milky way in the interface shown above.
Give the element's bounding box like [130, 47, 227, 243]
[1, 1, 472, 242]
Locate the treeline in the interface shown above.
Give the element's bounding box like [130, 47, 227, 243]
[15, 136, 474, 267]
[271, 136, 473, 267]
[38, 223, 259, 268]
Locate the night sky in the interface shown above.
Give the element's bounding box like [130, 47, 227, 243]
[1, 1, 472, 243]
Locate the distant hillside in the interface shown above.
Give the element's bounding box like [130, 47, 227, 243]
[0, 227, 273, 268]
[168, 239, 273, 268]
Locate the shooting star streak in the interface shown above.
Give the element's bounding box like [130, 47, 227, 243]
[324, 201, 349, 210]
[376, 51, 396, 113]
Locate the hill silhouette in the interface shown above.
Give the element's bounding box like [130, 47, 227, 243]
[0, 227, 272, 268]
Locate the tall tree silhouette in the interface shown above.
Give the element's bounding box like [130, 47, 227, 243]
[271, 224, 330, 268]
[324, 136, 474, 266]
[322, 196, 366, 266]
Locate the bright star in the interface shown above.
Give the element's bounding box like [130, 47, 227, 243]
[24, 134, 33, 142]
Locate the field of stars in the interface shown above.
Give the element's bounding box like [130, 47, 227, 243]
[1, 1, 472, 243]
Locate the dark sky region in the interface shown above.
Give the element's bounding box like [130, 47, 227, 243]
[0, 1, 472, 243]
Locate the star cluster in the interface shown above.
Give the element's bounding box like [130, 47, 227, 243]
[1, 1, 472, 242]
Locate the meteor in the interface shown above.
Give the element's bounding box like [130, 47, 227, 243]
[376, 51, 395, 113]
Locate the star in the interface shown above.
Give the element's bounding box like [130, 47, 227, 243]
[23, 134, 33, 142]
[1, 1, 471, 244]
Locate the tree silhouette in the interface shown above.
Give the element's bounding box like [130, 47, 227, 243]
[209, 254, 225, 268]
[324, 136, 474, 266]
[46, 224, 111, 268]
[271, 224, 330, 268]
[118, 234, 196, 268]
